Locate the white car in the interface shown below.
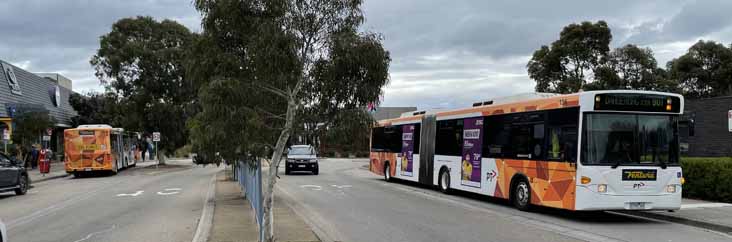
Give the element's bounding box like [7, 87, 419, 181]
[1, 218, 7, 242]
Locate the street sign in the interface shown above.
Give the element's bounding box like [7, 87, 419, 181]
[2, 129, 9, 140]
[46, 128, 53, 136]
[153, 132, 161, 142]
[42, 135, 51, 141]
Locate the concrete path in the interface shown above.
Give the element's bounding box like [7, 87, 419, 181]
[209, 169, 319, 242]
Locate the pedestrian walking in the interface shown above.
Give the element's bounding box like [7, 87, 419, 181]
[140, 139, 148, 162]
[30, 144, 39, 170]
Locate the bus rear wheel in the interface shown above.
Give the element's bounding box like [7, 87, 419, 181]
[512, 179, 532, 211]
[438, 168, 450, 194]
[383, 163, 391, 182]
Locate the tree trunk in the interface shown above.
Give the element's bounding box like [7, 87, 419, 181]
[157, 152, 166, 165]
[262, 97, 297, 242]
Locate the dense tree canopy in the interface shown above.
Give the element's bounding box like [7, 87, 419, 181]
[527, 21, 611, 93]
[668, 40, 732, 98]
[90, 16, 197, 155]
[190, 0, 390, 240]
[586, 44, 678, 92]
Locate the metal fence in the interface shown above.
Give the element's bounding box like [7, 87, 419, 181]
[234, 159, 264, 241]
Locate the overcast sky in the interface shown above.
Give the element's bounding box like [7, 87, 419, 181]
[2, 0, 732, 110]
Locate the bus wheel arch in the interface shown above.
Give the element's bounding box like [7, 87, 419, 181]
[509, 174, 531, 210]
[438, 166, 450, 194]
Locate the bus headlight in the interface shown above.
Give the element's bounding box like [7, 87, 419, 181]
[680, 177, 685, 185]
[597, 184, 607, 193]
[666, 185, 677, 193]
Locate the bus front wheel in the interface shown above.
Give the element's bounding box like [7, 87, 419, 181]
[512, 178, 532, 211]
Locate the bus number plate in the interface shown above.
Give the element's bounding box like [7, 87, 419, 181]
[629, 202, 645, 210]
[84, 168, 92, 171]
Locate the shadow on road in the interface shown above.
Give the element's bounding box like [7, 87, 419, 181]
[379, 177, 663, 226]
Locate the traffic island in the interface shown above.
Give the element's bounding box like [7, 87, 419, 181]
[619, 199, 732, 235]
[209, 170, 320, 242]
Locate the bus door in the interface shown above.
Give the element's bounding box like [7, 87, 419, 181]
[419, 114, 437, 185]
[111, 133, 122, 168]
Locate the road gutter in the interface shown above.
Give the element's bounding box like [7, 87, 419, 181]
[616, 210, 732, 236]
[192, 172, 217, 242]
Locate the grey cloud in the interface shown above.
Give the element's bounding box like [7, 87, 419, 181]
[0, 0, 201, 92]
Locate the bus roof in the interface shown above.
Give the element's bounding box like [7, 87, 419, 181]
[375, 90, 684, 127]
[76, 124, 113, 130]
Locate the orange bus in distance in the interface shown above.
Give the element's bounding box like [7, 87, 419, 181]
[64, 124, 138, 177]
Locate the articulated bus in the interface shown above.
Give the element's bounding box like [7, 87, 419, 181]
[370, 90, 684, 211]
[64, 125, 139, 177]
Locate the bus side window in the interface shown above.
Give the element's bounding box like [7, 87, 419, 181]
[435, 119, 463, 156]
[546, 108, 579, 162]
[484, 115, 511, 158]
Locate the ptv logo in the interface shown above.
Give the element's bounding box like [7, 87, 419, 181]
[633, 182, 646, 189]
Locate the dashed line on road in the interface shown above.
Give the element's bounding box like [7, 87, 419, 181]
[116, 191, 144, 197]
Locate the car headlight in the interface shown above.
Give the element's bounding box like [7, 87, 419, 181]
[666, 185, 677, 193]
[597, 184, 607, 193]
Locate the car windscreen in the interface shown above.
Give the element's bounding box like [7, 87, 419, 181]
[289, 147, 314, 155]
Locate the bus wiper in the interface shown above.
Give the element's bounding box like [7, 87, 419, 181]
[611, 159, 621, 169]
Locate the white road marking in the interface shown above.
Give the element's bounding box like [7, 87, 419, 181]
[300, 185, 322, 191]
[192, 173, 216, 242]
[73, 224, 117, 242]
[116, 191, 144, 197]
[330, 185, 352, 189]
[681, 202, 732, 209]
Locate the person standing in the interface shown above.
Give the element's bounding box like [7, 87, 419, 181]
[30, 144, 39, 170]
[140, 138, 148, 162]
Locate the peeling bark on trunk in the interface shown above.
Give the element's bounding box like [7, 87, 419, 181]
[262, 97, 297, 242]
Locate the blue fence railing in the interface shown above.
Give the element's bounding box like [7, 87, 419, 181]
[234, 159, 264, 241]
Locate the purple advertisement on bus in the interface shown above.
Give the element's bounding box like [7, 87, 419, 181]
[401, 124, 415, 177]
[461, 117, 483, 188]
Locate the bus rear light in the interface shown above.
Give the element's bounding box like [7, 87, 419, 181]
[581, 176, 591, 184]
[597, 184, 607, 193]
[666, 185, 677, 193]
[665, 104, 672, 111]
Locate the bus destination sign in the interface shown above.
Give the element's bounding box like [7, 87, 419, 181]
[594, 93, 680, 113]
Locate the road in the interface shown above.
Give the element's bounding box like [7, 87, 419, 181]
[277, 158, 732, 242]
[0, 160, 219, 242]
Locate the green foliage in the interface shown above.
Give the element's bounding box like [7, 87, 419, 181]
[527, 21, 612, 93]
[11, 111, 54, 159]
[681, 157, 732, 202]
[585, 44, 679, 92]
[528, 21, 679, 94]
[69, 92, 124, 127]
[174, 144, 193, 158]
[668, 40, 732, 98]
[90, 16, 197, 153]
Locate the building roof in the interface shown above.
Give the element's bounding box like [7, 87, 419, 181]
[0, 60, 78, 126]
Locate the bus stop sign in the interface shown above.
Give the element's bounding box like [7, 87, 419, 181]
[153, 132, 161, 142]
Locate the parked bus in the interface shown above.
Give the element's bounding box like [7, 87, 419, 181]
[370, 90, 684, 211]
[64, 125, 139, 177]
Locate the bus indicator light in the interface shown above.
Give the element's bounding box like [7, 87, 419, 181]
[581, 176, 591, 184]
[666, 104, 672, 111]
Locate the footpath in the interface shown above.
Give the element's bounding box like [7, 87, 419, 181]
[628, 198, 732, 234]
[28, 161, 68, 183]
[209, 170, 319, 242]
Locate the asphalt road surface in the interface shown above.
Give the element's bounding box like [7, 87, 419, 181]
[0, 161, 219, 242]
[277, 158, 732, 242]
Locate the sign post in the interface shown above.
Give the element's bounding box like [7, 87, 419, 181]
[2, 129, 9, 153]
[152, 132, 161, 164]
[728, 110, 732, 132]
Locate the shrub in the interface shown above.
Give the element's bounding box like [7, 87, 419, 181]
[681, 157, 732, 203]
[174, 144, 193, 158]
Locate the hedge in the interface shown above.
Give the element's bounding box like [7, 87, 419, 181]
[681, 157, 732, 203]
